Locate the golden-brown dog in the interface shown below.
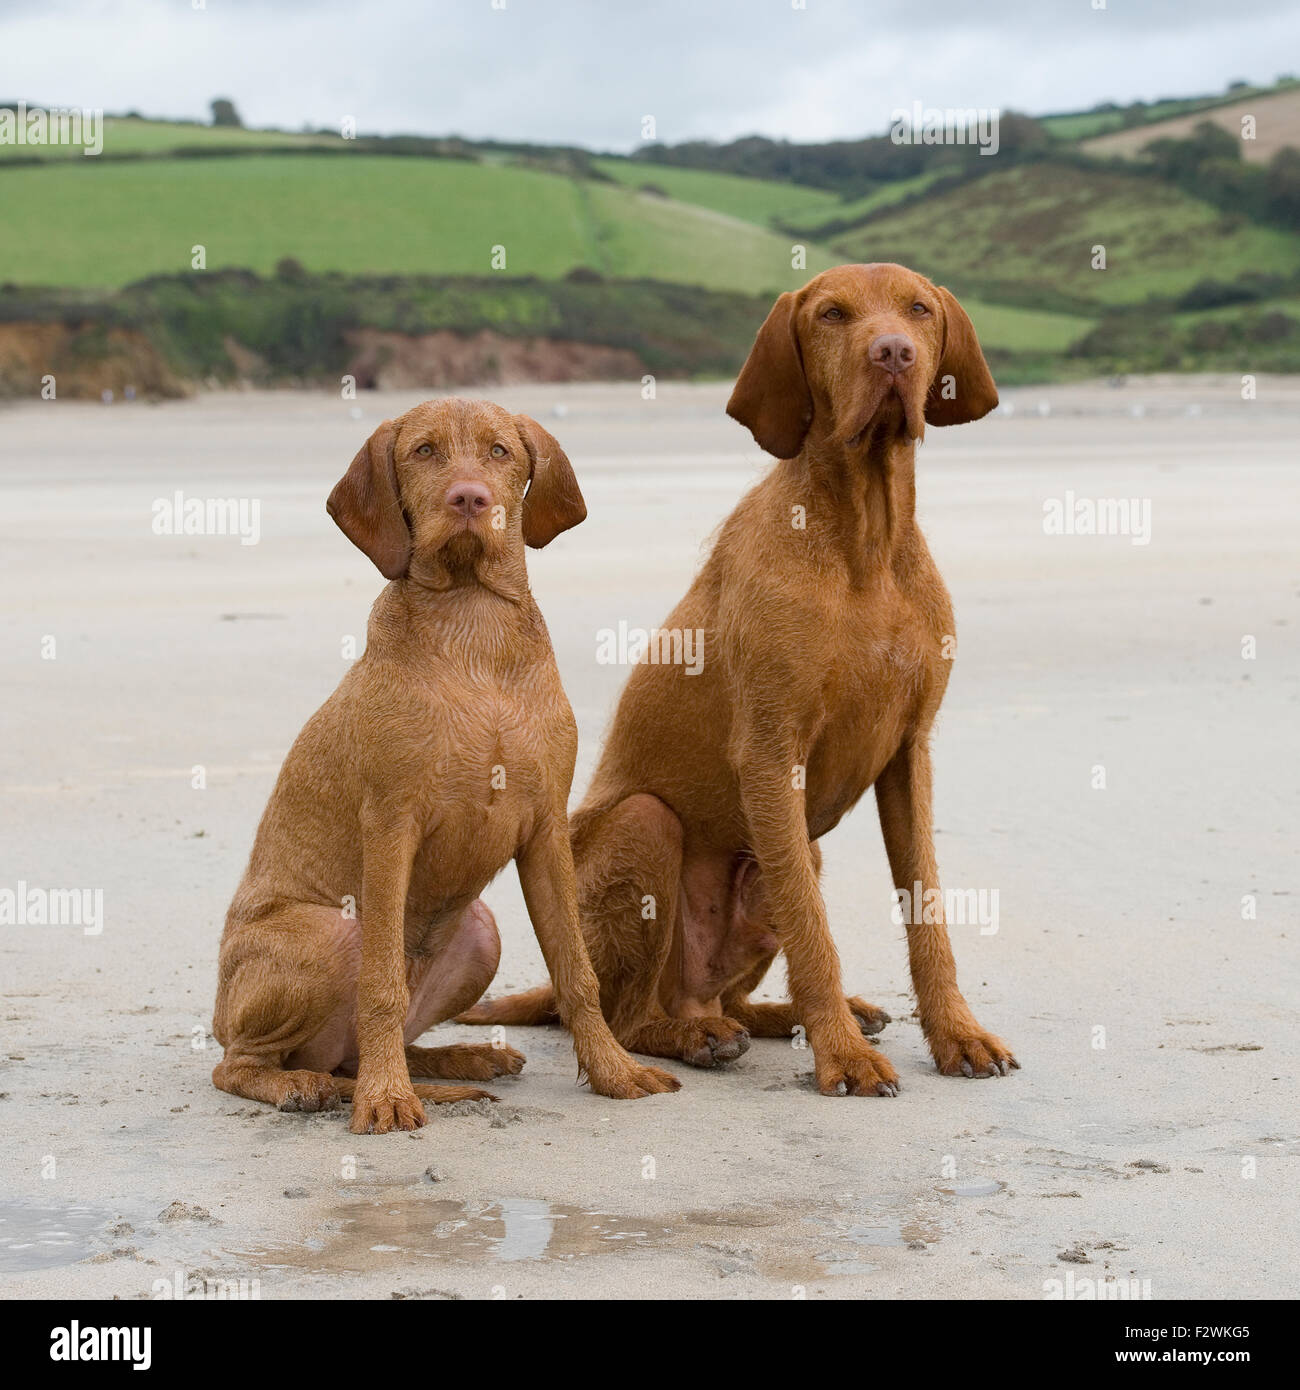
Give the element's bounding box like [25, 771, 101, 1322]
[212, 397, 678, 1134]
[462, 264, 1018, 1096]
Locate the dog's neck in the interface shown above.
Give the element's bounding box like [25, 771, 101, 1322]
[405, 537, 531, 605]
[798, 416, 918, 580]
[367, 544, 542, 670]
[370, 576, 544, 671]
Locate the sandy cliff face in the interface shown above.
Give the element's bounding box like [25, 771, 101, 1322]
[343, 328, 643, 390]
[0, 322, 190, 400]
[0, 321, 645, 399]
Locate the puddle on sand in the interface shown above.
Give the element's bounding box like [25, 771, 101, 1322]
[242, 1195, 939, 1283]
[452, 1198, 668, 1262]
[807, 1214, 938, 1277]
[679, 1207, 781, 1230]
[252, 1198, 672, 1272]
[0, 1201, 109, 1275]
[840, 1221, 907, 1246]
[938, 1180, 1005, 1198]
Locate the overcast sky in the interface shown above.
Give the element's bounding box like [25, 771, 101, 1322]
[4, 0, 1297, 150]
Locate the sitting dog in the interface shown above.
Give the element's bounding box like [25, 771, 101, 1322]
[462, 265, 1018, 1096]
[212, 397, 679, 1133]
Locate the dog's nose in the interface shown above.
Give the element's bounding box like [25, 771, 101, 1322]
[869, 333, 916, 376]
[445, 481, 491, 517]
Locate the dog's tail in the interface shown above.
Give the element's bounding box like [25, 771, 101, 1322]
[455, 984, 559, 1027]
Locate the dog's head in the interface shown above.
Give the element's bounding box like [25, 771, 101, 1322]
[326, 397, 586, 580]
[727, 263, 998, 457]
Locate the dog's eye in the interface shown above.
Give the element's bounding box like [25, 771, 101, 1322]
[910, 301, 931, 316]
[822, 306, 845, 321]
[490, 444, 508, 459]
[415, 443, 433, 458]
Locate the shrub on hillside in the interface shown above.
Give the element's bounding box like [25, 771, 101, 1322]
[210, 98, 242, 129]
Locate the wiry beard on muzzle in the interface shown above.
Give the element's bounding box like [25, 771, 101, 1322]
[837, 372, 926, 447]
[433, 525, 499, 574]
[444, 528, 484, 554]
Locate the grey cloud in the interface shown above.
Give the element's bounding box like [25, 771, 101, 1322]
[5, 0, 1296, 149]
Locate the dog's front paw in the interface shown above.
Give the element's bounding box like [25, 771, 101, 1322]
[813, 1038, 900, 1097]
[350, 1083, 427, 1134]
[679, 1017, 751, 1068]
[929, 1025, 1019, 1078]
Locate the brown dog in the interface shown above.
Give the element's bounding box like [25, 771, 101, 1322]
[212, 397, 679, 1134]
[462, 264, 1018, 1096]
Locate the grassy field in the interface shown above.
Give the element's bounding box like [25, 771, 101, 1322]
[1082, 86, 1300, 163]
[2, 102, 1297, 383]
[592, 157, 841, 227]
[949, 296, 1090, 352]
[0, 145, 1089, 348]
[580, 181, 837, 293]
[1040, 110, 1129, 141]
[1041, 85, 1287, 142]
[1, 156, 587, 284]
[832, 162, 1299, 306]
[0, 154, 831, 293]
[788, 170, 951, 235]
[1177, 293, 1300, 324]
[0, 114, 337, 159]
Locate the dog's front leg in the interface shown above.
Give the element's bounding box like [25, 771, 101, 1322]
[351, 804, 425, 1133]
[875, 736, 1019, 1079]
[736, 747, 900, 1097]
[516, 814, 680, 1099]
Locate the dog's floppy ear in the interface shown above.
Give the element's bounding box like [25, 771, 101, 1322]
[326, 418, 410, 579]
[925, 287, 999, 427]
[727, 291, 813, 459]
[517, 415, 586, 548]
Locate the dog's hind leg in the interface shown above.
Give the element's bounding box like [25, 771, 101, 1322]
[729, 995, 891, 1038]
[405, 899, 525, 1079]
[720, 848, 891, 1039]
[456, 983, 559, 1026]
[213, 901, 501, 1115]
[454, 794, 677, 1033]
[457, 794, 746, 1069]
[211, 903, 358, 1112]
[577, 796, 750, 1068]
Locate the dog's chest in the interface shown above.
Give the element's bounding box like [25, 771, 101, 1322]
[804, 592, 946, 833]
[405, 680, 572, 907]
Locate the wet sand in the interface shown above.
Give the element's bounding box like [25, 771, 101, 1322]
[1, 376, 1296, 1299]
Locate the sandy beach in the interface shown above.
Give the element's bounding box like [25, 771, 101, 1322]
[1, 376, 1296, 1300]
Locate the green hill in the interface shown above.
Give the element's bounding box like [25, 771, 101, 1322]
[788, 170, 950, 237]
[1041, 83, 1289, 142]
[830, 161, 1298, 307]
[0, 153, 836, 295]
[0, 113, 337, 160]
[2, 90, 1298, 391]
[1082, 85, 1300, 165]
[591, 157, 842, 226]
